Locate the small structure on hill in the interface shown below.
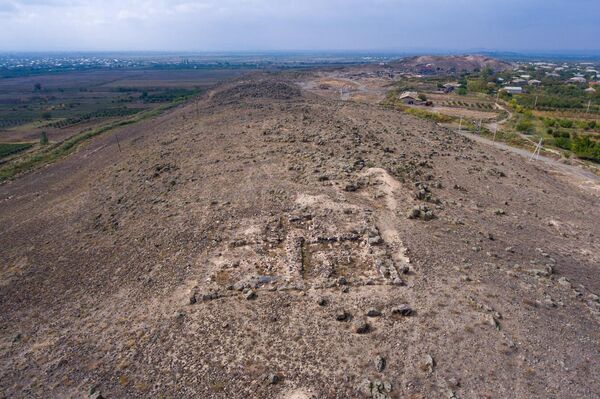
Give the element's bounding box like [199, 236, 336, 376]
[442, 83, 460, 93]
[399, 91, 419, 104]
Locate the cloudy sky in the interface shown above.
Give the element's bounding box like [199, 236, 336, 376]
[1, 0, 598, 52]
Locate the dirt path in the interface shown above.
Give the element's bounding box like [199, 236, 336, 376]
[485, 102, 512, 132]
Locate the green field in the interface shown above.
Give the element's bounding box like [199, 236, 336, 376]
[0, 142, 33, 160]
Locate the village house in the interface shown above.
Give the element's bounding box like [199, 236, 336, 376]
[503, 86, 523, 94]
[568, 76, 587, 84]
[399, 91, 419, 104]
[442, 82, 460, 93]
[511, 78, 528, 86]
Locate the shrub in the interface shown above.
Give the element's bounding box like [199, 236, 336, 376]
[516, 118, 535, 133]
[558, 119, 573, 128]
[571, 135, 600, 161]
[553, 136, 572, 150]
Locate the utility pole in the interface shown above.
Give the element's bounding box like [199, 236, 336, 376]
[493, 124, 498, 141]
[534, 95, 538, 109]
[458, 117, 463, 133]
[115, 133, 122, 152]
[587, 99, 592, 114]
[529, 137, 543, 162]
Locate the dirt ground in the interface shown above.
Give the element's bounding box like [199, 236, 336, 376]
[1, 74, 599, 398]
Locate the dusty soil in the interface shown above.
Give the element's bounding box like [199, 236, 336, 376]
[1, 73, 599, 399]
[297, 73, 390, 104]
[428, 106, 498, 121]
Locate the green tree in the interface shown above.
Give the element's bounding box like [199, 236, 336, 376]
[40, 131, 49, 145]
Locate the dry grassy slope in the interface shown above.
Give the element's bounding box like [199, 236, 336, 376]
[0, 77, 599, 399]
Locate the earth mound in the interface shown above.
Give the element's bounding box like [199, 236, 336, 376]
[0, 75, 599, 399]
[212, 79, 303, 103]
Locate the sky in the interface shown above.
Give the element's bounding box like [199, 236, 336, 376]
[0, 0, 599, 52]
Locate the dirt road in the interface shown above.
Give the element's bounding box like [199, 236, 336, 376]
[455, 129, 600, 185]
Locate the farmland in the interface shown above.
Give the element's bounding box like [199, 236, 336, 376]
[0, 68, 249, 180]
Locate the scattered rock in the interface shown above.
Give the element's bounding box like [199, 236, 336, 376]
[558, 277, 571, 288]
[421, 354, 435, 374]
[527, 266, 553, 278]
[447, 377, 461, 388]
[368, 235, 384, 245]
[359, 379, 392, 399]
[375, 355, 386, 372]
[243, 289, 257, 300]
[345, 183, 358, 192]
[336, 310, 350, 322]
[317, 297, 328, 307]
[367, 308, 382, 317]
[391, 304, 414, 317]
[407, 205, 436, 221]
[354, 321, 371, 334]
[487, 314, 500, 330]
[264, 373, 280, 385]
[88, 386, 104, 399]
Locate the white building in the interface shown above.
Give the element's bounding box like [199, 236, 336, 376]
[503, 87, 523, 94]
[568, 77, 587, 84]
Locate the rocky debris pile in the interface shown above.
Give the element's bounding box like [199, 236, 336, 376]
[407, 204, 436, 221]
[212, 80, 302, 104]
[359, 379, 393, 399]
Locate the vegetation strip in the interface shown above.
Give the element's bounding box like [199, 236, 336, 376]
[0, 103, 175, 182]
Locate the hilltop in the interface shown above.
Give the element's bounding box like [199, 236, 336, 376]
[0, 74, 599, 398]
[390, 55, 513, 75]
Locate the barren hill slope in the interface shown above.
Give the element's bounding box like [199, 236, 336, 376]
[391, 55, 513, 75]
[1, 76, 599, 398]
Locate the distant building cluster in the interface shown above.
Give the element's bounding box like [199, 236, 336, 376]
[496, 61, 599, 94]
